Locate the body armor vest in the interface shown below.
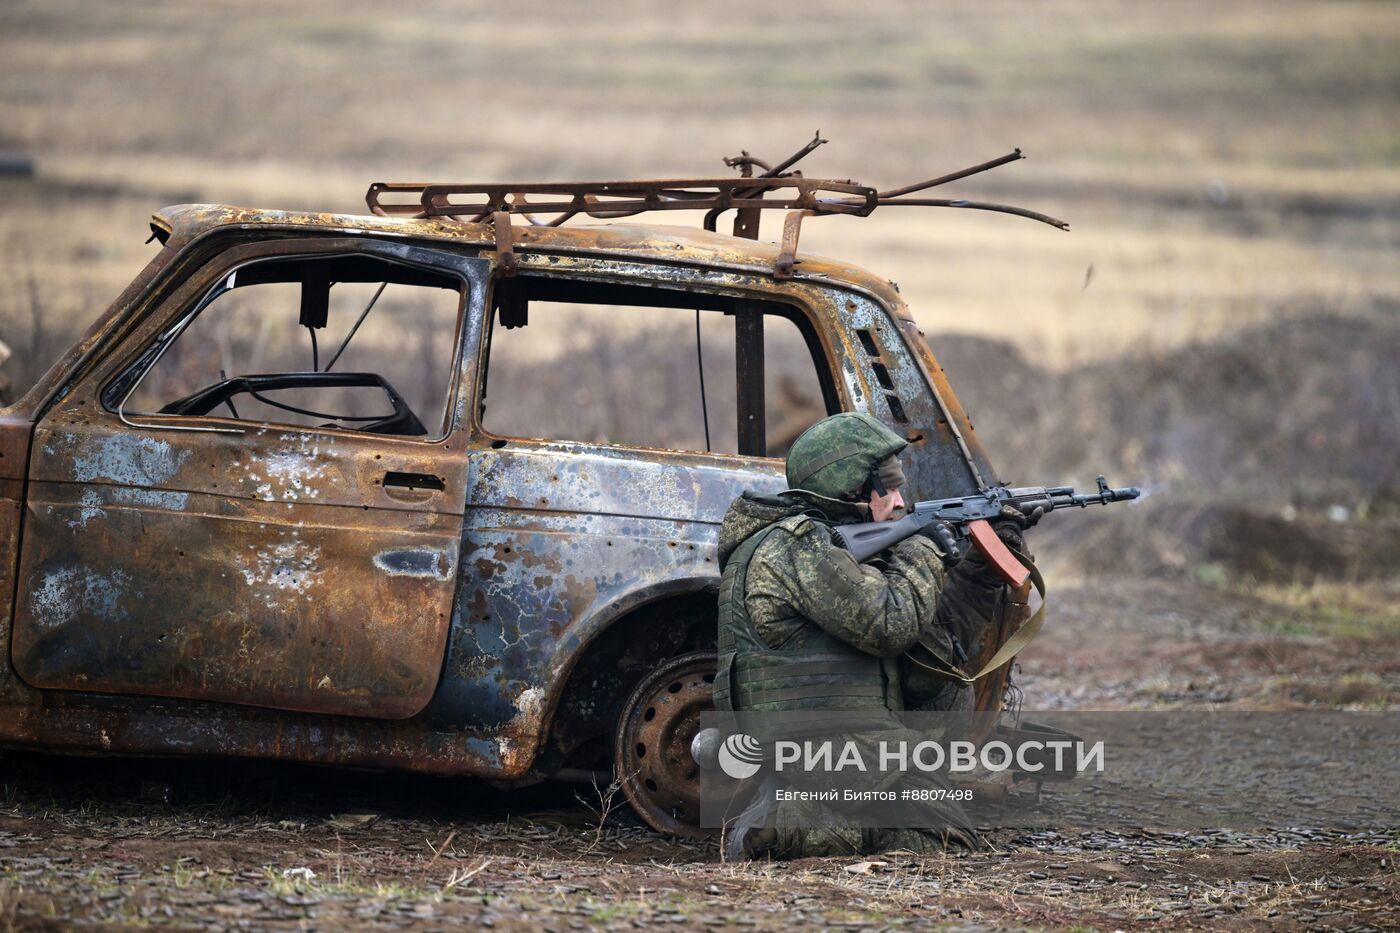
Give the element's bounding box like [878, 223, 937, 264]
[713, 522, 901, 738]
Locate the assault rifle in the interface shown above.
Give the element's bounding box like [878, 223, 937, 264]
[834, 476, 1141, 587]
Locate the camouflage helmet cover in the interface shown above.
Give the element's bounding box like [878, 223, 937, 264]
[785, 412, 908, 500]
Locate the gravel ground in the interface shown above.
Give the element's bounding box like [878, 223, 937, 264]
[2, 580, 1397, 931]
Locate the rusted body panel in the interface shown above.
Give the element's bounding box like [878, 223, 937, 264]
[0, 414, 32, 487]
[0, 413, 34, 704]
[0, 204, 1005, 784]
[429, 443, 784, 733]
[14, 476, 462, 718]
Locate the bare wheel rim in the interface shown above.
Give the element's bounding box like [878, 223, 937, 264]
[612, 650, 715, 837]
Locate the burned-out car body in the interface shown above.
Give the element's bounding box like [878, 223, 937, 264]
[0, 171, 1040, 831]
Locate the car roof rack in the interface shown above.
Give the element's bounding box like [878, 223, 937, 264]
[365, 133, 1068, 279]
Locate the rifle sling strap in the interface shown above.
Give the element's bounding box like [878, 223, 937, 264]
[905, 549, 1047, 686]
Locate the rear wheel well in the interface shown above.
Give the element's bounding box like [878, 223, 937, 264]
[535, 591, 716, 777]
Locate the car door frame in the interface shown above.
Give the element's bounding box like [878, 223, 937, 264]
[425, 255, 846, 733]
[11, 234, 490, 720]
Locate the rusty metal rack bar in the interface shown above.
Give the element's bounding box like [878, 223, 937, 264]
[366, 177, 880, 224]
[366, 141, 1069, 279]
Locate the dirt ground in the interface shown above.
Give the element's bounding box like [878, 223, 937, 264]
[2, 579, 1395, 932]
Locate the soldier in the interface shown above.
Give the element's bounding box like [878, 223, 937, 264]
[713, 411, 1035, 859]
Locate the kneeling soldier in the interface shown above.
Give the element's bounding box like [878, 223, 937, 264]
[713, 412, 1032, 859]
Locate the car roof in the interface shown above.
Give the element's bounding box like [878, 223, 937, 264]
[151, 204, 908, 314]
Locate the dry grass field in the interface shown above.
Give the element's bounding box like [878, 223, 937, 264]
[2, 0, 1398, 370]
[3, 1, 1397, 503]
[1, 2, 1399, 929]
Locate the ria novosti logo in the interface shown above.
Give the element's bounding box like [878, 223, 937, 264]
[717, 733, 764, 779]
[709, 732, 1105, 778]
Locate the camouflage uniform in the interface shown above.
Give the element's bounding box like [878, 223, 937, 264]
[714, 413, 982, 859]
[717, 488, 948, 689]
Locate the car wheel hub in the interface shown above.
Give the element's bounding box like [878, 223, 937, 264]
[612, 650, 715, 837]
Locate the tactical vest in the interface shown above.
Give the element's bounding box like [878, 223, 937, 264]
[712, 521, 902, 739]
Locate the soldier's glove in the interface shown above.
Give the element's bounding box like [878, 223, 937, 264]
[990, 504, 1042, 554]
[918, 521, 964, 569]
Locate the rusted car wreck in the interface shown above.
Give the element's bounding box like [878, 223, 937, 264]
[0, 140, 1067, 834]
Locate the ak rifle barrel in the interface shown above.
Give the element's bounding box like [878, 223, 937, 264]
[1008, 484, 1140, 512]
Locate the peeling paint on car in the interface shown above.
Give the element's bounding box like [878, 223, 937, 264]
[69, 434, 192, 487]
[239, 537, 323, 602]
[374, 548, 455, 580]
[29, 565, 133, 629]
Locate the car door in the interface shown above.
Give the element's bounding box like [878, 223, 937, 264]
[11, 236, 488, 719]
[425, 264, 840, 731]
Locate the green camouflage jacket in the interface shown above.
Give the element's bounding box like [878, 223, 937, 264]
[717, 491, 948, 659]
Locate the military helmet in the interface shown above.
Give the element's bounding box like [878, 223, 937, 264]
[785, 412, 907, 500]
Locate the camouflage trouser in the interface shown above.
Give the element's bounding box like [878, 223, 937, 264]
[738, 730, 980, 860]
[734, 557, 1020, 861]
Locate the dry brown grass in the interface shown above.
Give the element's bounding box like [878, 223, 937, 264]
[0, 883, 17, 933]
[935, 312, 1400, 582]
[2, 0, 1398, 370]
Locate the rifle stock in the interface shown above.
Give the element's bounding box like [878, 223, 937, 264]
[832, 511, 932, 561]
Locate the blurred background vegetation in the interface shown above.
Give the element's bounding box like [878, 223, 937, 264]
[0, 0, 1396, 590]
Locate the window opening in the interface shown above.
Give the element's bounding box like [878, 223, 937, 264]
[324, 282, 387, 372]
[478, 278, 833, 456]
[695, 308, 711, 453]
[116, 254, 463, 439]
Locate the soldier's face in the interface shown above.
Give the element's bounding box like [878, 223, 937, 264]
[869, 487, 905, 522]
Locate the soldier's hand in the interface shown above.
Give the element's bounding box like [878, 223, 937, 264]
[990, 504, 1041, 551]
[996, 504, 1041, 549]
[997, 504, 1043, 530]
[918, 521, 963, 568]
